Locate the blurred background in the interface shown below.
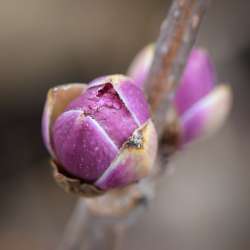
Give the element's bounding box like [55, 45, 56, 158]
[0, 0, 250, 249]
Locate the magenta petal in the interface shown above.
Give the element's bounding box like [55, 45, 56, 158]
[66, 82, 138, 148]
[88, 75, 150, 126]
[95, 121, 157, 190]
[114, 79, 150, 126]
[174, 48, 216, 115]
[52, 110, 119, 181]
[179, 85, 232, 145]
[41, 83, 87, 158]
[95, 159, 137, 190]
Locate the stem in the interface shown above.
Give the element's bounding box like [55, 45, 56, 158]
[57, 199, 124, 250]
[57, 182, 150, 250]
[57, 0, 210, 249]
[57, 199, 88, 250]
[145, 0, 210, 134]
[82, 217, 126, 250]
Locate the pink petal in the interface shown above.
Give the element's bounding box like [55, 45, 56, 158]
[95, 121, 157, 190]
[42, 83, 87, 157]
[174, 48, 216, 115]
[52, 111, 119, 181]
[180, 85, 232, 145]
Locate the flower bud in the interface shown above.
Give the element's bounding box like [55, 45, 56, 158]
[173, 49, 232, 145]
[128, 45, 232, 147]
[42, 75, 157, 195]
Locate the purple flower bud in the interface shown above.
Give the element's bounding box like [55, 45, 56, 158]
[173, 50, 232, 146]
[127, 45, 215, 98]
[42, 75, 157, 193]
[128, 45, 232, 147]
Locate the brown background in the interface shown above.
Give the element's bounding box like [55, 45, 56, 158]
[0, 0, 250, 249]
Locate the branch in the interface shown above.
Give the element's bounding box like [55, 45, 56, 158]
[57, 199, 88, 250]
[145, 0, 211, 134]
[56, 199, 124, 250]
[56, 0, 211, 249]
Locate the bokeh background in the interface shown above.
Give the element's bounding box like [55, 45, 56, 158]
[1, 0, 250, 249]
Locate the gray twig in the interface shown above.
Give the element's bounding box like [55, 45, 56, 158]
[57, 199, 87, 250]
[145, 0, 210, 135]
